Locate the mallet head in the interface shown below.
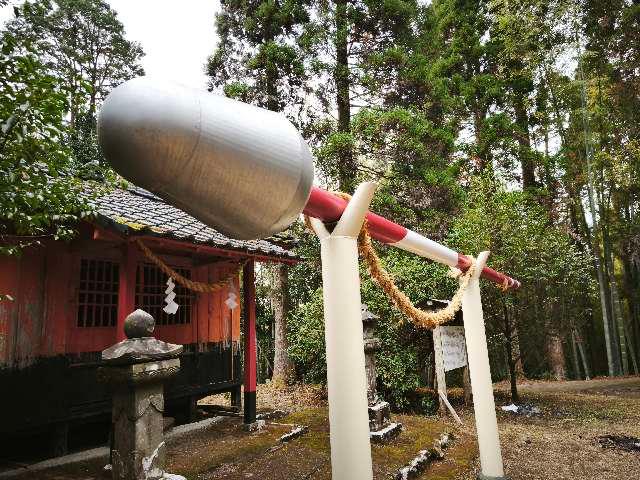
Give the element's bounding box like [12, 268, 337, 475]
[98, 77, 314, 240]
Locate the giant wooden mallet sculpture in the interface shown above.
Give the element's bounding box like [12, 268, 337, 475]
[99, 77, 512, 480]
[99, 77, 519, 290]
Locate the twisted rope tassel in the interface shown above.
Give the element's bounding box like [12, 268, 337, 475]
[305, 192, 476, 330]
[135, 238, 247, 293]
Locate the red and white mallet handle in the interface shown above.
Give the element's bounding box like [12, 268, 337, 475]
[303, 187, 521, 290]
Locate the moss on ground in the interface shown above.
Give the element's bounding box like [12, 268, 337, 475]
[12, 409, 476, 479]
[165, 408, 475, 479]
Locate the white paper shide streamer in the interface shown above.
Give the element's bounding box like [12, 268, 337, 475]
[225, 280, 239, 310]
[163, 277, 179, 315]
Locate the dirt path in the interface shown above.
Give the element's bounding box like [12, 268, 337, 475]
[466, 376, 640, 480]
[516, 376, 640, 397]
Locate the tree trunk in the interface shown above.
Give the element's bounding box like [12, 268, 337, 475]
[513, 93, 536, 190]
[507, 346, 519, 402]
[576, 62, 619, 377]
[334, 0, 356, 192]
[601, 219, 623, 375]
[570, 331, 582, 379]
[545, 330, 566, 381]
[574, 329, 591, 380]
[473, 105, 493, 173]
[503, 302, 519, 402]
[511, 322, 525, 377]
[624, 320, 639, 375]
[595, 243, 618, 376]
[602, 201, 629, 375]
[622, 254, 640, 371]
[610, 270, 628, 375]
[271, 263, 293, 384]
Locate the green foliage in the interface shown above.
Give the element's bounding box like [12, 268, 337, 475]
[0, 0, 142, 255]
[449, 175, 596, 374]
[0, 31, 93, 254]
[6, 0, 144, 118]
[6, 0, 145, 166]
[210, 0, 640, 397]
[207, 0, 310, 115]
[287, 288, 327, 383]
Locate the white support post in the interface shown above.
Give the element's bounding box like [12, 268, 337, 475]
[461, 251, 506, 480]
[433, 326, 447, 413]
[309, 182, 376, 480]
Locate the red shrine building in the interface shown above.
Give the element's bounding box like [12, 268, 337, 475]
[0, 184, 297, 455]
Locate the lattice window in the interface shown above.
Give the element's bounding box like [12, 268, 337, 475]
[77, 259, 119, 327]
[135, 263, 193, 325]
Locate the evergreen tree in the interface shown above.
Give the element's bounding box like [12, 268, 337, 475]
[6, 0, 145, 164]
[203, 0, 640, 392]
[207, 0, 312, 384]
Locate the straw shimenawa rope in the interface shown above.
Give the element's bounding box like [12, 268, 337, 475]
[135, 238, 247, 293]
[305, 192, 477, 330]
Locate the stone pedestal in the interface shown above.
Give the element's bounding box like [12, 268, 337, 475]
[100, 309, 185, 480]
[361, 305, 402, 443]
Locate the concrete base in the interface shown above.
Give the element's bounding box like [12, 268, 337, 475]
[395, 432, 453, 480]
[368, 400, 402, 443]
[242, 420, 266, 432]
[279, 426, 309, 443]
[370, 422, 403, 444]
[368, 401, 391, 431]
[0, 417, 225, 479]
[477, 475, 509, 480]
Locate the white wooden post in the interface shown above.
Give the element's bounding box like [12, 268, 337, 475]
[433, 326, 447, 413]
[309, 182, 376, 480]
[462, 251, 506, 480]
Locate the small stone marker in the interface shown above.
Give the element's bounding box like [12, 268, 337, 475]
[279, 425, 309, 443]
[395, 432, 454, 480]
[100, 309, 184, 480]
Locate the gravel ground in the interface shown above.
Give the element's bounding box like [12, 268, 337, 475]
[462, 376, 640, 480]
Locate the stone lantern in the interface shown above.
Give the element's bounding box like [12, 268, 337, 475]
[361, 304, 402, 443]
[100, 309, 185, 480]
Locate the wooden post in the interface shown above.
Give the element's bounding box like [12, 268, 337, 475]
[462, 365, 472, 405]
[117, 241, 138, 341]
[433, 326, 447, 413]
[242, 260, 257, 424]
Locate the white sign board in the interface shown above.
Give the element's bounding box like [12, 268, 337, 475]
[439, 326, 467, 372]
